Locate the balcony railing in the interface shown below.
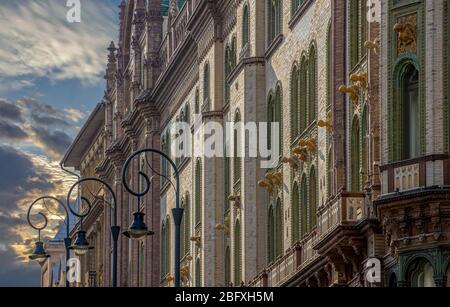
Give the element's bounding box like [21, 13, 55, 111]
[249, 231, 320, 287]
[317, 193, 366, 241]
[159, 0, 200, 71]
[379, 154, 450, 195]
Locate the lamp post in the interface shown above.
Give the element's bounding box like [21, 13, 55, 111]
[122, 148, 183, 287]
[66, 177, 119, 288]
[27, 196, 71, 287]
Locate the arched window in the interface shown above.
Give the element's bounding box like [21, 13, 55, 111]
[268, 86, 282, 160]
[180, 198, 186, 257]
[275, 85, 283, 157]
[195, 88, 200, 114]
[403, 65, 420, 160]
[234, 219, 242, 286]
[234, 111, 242, 188]
[291, 182, 300, 243]
[165, 217, 171, 276]
[409, 259, 435, 287]
[349, 0, 367, 68]
[231, 36, 237, 68]
[195, 160, 202, 225]
[275, 199, 283, 258]
[300, 175, 308, 237]
[361, 105, 368, 185]
[351, 117, 361, 191]
[225, 246, 231, 286]
[267, 0, 281, 44]
[268, 205, 275, 263]
[242, 5, 250, 46]
[181, 193, 190, 257]
[308, 45, 317, 124]
[291, 64, 300, 139]
[309, 167, 317, 229]
[391, 62, 421, 161]
[224, 45, 231, 103]
[161, 217, 171, 278]
[299, 56, 308, 133]
[327, 148, 334, 198]
[195, 258, 201, 287]
[203, 63, 210, 111]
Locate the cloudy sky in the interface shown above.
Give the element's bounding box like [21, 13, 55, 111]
[0, 0, 119, 286]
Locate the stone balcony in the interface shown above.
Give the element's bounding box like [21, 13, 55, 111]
[380, 154, 450, 195]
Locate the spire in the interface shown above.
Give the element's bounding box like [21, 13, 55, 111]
[105, 42, 117, 91]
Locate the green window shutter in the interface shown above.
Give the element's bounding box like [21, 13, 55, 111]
[351, 117, 361, 191]
[275, 199, 283, 258]
[300, 175, 308, 238]
[234, 220, 242, 285]
[292, 183, 300, 243]
[268, 206, 275, 263]
[308, 45, 317, 125]
[309, 167, 317, 229]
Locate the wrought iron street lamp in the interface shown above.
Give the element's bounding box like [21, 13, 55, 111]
[67, 177, 119, 287]
[122, 148, 183, 287]
[27, 196, 71, 287]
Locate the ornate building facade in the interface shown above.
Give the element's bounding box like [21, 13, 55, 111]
[56, 0, 450, 287]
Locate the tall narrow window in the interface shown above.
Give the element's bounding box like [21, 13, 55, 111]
[351, 117, 361, 191]
[309, 167, 317, 229]
[195, 258, 201, 287]
[403, 66, 420, 159]
[291, 65, 300, 139]
[234, 111, 242, 188]
[180, 199, 186, 257]
[268, 206, 275, 263]
[291, 182, 300, 243]
[203, 63, 210, 111]
[349, 0, 366, 68]
[267, 0, 281, 44]
[299, 56, 308, 132]
[300, 175, 308, 237]
[195, 88, 200, 114]
[361, 106, 368, 185]
[231, 37, 237, 68]
[275, 199, 283, 258]
[275, 85, 283, 157]
[242, 5, 250, 46]
[185, 193, 190, 255]
[195, 160, 202, 225]
[234, 220, 242, 286]
[165, 217, 171, 276]
[225, 45, 231, 104]
[308, 45, 317, 124]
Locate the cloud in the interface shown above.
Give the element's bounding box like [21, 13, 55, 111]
[65, 108, 86, 122]
[0, 98, 75, 158]
[0, 0, 118, 85]
[0, 120, 28, 140]
[0, 146, 77, 286]
[0, 99, 24, 122]
[30, 126, 72, 159]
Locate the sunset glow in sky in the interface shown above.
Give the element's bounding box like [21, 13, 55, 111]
[0, 0, 120, 286]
